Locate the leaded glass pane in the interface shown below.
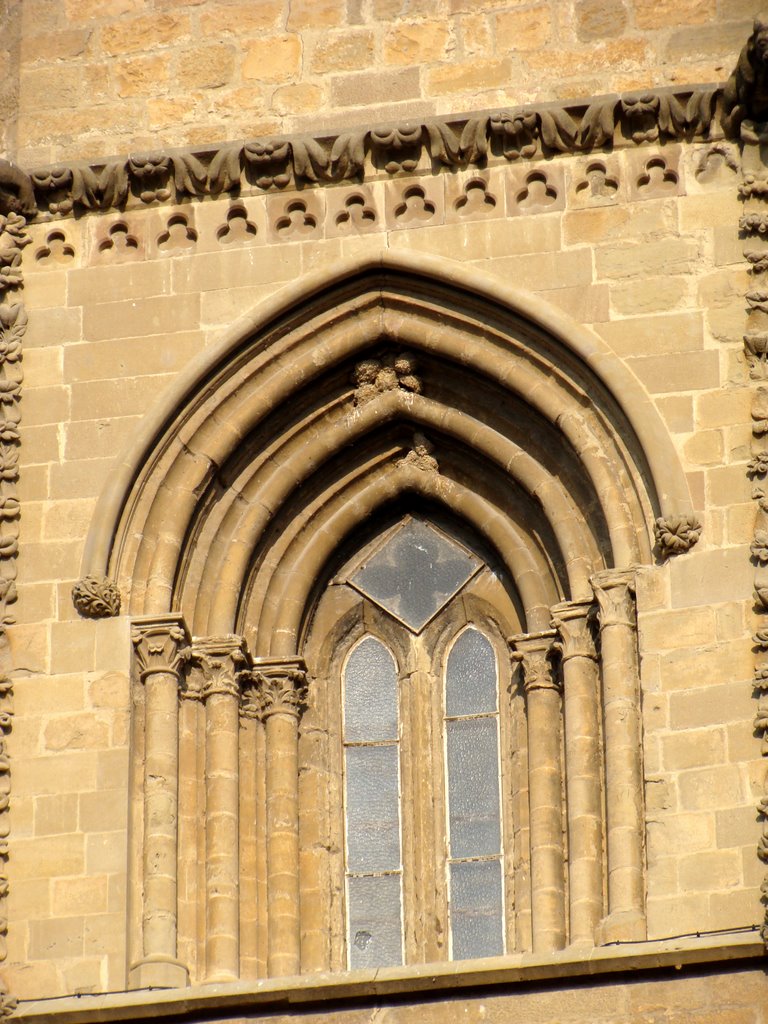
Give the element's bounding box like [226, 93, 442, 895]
[344, 637, 398, 742]
[446, 628, 497, 717]
[347, 874, 403, 969]
[345, 745, 401, 872]
[449, 859, 504, 961]
[349, 519, 480, 631]
[446, 717, 500, 858]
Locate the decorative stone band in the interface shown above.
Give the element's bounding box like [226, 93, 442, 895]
[190, 634, 249, 700]
[251, 658, 309, 719]
[131, 614, 191, 681]
[0, 83, 734, 221]
[509, 629, 559, 691]
[72, 573, 121, 618]
[0, 205, 29, 1017]
[739, 104, 768, 949]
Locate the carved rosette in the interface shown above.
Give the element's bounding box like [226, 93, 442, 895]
[72, 574, 121, 618]
[252, 659, 309, 718]
[131, 616, 191, 681]
[509, 630, 560, 692]
[191, 635, 249, 700]
[734, 40, 768, 946]
[653, 514, 702, 558]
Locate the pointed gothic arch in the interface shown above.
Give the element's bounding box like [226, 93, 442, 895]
[100, 251, 695, 987]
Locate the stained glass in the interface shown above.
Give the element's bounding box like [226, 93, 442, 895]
[349, 519, 479, 631]
[449, 859, 504, 960]
[445, 628, 497, 717]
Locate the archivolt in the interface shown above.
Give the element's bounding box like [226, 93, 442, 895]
[80, 250, 692, 644]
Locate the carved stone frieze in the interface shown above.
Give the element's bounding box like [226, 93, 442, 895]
[191, 634, 249, 700]
[17, 83, 727, 219]
[72, 574, 121, 618]
[252, 658, 308, 718]
[132, 615, 191, 680]
[653, 514, 703, 557]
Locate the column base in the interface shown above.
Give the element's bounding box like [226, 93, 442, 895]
[129, 955, 190, 989]
[596, 909, 646, 945]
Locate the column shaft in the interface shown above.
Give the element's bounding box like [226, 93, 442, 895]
[511, 631, 566, 953]
[195, 635, 248, 983]
[130, 616, 190, 989]
[592, 571, 646, 942]
[257, 660, 308, 978]
[552, 602, 603, 946]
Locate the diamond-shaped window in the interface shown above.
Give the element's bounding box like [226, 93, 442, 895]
[348, 519, 481, 632]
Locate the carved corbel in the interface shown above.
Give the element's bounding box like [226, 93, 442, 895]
[0, 159, 36, 218]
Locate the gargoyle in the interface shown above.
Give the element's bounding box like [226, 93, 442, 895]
[723, 14, 768, 135]
[0, 159, 36, 218]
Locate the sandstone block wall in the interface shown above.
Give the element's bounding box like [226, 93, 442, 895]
[2, 0, 766, 1014]
[5, 134, 764, 996]
[5, 0, 754, 166]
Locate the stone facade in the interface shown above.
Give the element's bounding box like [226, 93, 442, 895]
[1, 2, 767, 1022]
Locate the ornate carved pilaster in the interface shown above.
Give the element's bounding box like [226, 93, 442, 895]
[551, 601, 604, 947]
[510, 630, 565, 953]
[192, 635, 249, 983]
[253, 658, 308, 977]
[591, 570, 646, 943]
[129, 615, 191, 990]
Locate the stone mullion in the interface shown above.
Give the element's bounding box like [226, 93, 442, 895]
[591, 570, 646, 943]
[193, 635, 248, 984]
[511, 630, 566, 953]
[551, 600, 604, 947]
[130, 615, 191, 989]
[740, 122, 768, 947]
[255, 659, 308, 978]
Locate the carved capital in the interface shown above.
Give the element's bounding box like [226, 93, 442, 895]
[240, 680, 266, 720]
[253, 658, 308, 718]
[509, 629, 559, 692]
[591, 569, 637, 630]
[72, 574, 121, 618]
[131, 614, 190, 680]
[191, 634, 249, 699]
[654, 514, 702, 558]
[550, 601, 597, 662]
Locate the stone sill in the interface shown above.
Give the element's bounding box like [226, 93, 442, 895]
[16, 933, 764, 1024]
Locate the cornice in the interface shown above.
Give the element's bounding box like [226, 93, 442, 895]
[3, 82, 728, 221]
